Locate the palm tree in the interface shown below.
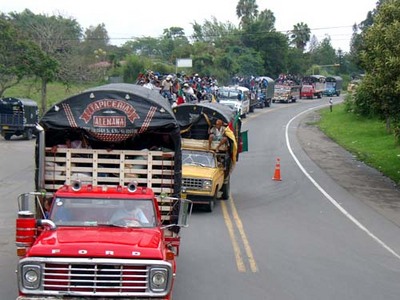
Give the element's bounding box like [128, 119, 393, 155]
[290, 22, 311, 51]
[236, 0, 259, 28]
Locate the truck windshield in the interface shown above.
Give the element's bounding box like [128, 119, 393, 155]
[49, 197, 156, 228]
[182, 150, 216, 168]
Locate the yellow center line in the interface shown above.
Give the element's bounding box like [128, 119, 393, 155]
[221, 200, 246, 272]
[229, 197, 258, 273]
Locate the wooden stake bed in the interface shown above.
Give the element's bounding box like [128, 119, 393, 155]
[43, 147, 177, 225]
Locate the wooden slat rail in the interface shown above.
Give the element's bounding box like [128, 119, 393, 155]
[43, 147, 177, 223]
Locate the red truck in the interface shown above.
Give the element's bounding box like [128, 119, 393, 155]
[15, 83, 191, 300]
[300, 75, 326, 99]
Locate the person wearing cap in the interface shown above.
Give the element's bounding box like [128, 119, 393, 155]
[208, 119, 228, 152]
[160, 75, 173, 105]
[182, 82, 197, 102]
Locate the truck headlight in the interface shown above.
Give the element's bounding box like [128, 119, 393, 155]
[22, 264, 41, 289]
[150, 268, 168, 292]
[202, 180, 212, 190]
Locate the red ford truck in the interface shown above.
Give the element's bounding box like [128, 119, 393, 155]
[15, 83, 191, 300]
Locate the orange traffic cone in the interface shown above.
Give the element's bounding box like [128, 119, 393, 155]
[272, 158, 282, 181]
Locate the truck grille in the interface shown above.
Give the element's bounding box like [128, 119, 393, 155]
[18, 257, 172, 298]
[44, 263, 147, 293]
[182, 177, 203, 190]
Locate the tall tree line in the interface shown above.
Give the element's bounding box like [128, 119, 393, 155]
[1, 1, 371, 113]
[348, 0, 400, 141]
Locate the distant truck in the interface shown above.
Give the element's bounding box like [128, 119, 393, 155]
[272, 79, 301, 103]
[300, 75, 326, 99]
[218, 85, 250, 118]
[323, 76, 343, 96]
[255, 76, 275, 107]
[15, 83, 191, 300]
[173, 102, 247, 212]
[0, 97, 38, 140]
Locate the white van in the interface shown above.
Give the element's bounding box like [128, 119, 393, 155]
[217, 86, 250, 118]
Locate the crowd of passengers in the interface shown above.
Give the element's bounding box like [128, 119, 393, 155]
[136, 70, 220, 106]
[137, 71, 307, 106]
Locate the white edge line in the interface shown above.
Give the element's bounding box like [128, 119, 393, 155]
[286, 106, 400, 260]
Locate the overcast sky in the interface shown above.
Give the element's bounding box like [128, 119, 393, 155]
[1, 0, 378, 52]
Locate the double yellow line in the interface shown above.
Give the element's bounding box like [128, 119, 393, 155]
[221, 196, 258, 273]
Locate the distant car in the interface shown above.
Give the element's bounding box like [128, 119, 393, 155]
[218, 86, 250, 118]
[0, 97, 38, 140]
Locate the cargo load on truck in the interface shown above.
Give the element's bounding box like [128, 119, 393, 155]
[37, 83, 182, 197]
[173, 102, 247, 212]
[15, 83, 191, 300]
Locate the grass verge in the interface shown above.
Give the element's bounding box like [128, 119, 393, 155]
[3, 79, 95, 110]
[317, 103, 400, 185]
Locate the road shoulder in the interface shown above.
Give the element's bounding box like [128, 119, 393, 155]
[297, 110, 400, 227]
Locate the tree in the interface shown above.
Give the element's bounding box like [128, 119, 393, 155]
[0, 15, 54, 98]
[286, 47, 308, 75]
[124, 37, 162, 57]
[10, 9, 82, 114]
[240, 8, 276, 48]
[160, 27, 190, 64]
[310, 36, 337, 66]
[236, 0, 259, 28]
[358, 0, 400, 138]
[81, 23, 110, 61]
[191, 17, 238, 46]
[290, 22, 311, 51]
[0, 17, 27, 96]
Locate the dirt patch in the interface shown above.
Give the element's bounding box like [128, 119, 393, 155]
[297, 111, 400, 227]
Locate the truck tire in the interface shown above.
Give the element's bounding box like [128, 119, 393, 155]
[4, 133, 12, 140]
[24, 129, 33, 140]
[205, 192, 217, 212]
[221, 177, 230, 200]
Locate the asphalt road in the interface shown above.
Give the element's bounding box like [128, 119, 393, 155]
[1, 96, 400, 299]
[174, 97, 400, 300]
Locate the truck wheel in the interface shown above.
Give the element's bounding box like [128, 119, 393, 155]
[221, 178, 230, 200]
[24, 129, 33, 140]
[205, 193, 217, 212]
[4, 133, 12, 140]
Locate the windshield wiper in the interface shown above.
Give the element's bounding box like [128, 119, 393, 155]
[96, 222, 127, 228]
